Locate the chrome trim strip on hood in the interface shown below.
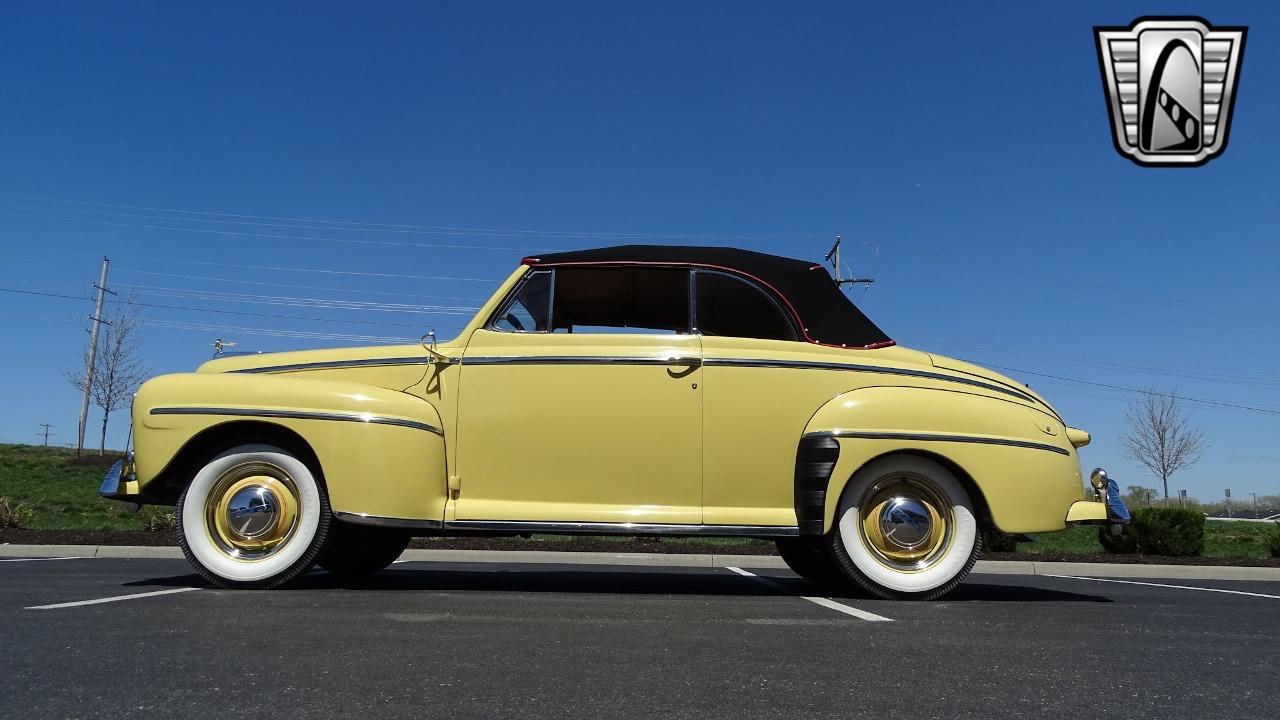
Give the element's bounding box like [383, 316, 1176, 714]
[149, 406, 443, 435]
[231, 357, 431, 374]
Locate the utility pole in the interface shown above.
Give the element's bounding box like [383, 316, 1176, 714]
[38, 424, 54, 446]
[76, 257, 114, 458]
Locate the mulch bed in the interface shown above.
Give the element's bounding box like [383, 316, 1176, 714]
[3, 529, 1278, 566]
[0, 529, 178, 547]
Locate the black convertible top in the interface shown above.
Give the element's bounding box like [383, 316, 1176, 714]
[524, 245, 893, 349]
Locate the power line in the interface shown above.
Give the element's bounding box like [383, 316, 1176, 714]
[0, 210, 528, 251]
[112, 283, 481, 315]
[112, 268, 485, 302]
[142, 319, 431, 344]
[3, 194, 823, 240]
[981, 362, 1280, 416]
[0, 285, 444, 328]
[17, 249, 501, 282]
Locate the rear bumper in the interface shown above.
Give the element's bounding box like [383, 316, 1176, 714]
[1066, 471, 1130, 526]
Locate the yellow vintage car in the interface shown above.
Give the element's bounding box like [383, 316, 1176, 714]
[102, 246, 1128, 598]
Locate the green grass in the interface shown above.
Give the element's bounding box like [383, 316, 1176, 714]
[1024, 521, 1278, 559]
[0, 443, 144, 531]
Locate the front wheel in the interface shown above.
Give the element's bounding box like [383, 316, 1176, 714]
[177, 443, 331, 589]
[826, 455, 981, 600]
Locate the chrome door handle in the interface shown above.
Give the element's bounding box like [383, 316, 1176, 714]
[665, 356, 702, 367]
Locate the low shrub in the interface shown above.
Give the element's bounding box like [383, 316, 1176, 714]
[1098, 508, 1205, 556]
[1267, 523, 1280, 559]
[0, 496, 34, 529]
[139, 507, 177, 532]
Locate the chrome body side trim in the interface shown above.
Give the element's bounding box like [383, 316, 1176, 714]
[460, 355, 698, 367]
[702, 358, 1036, 402]
[444, 520, 801, 537]
[807, 430, 1070, 456]
[232, 357, 431, 374]
[334, 511, 445, 530]
[459, 354, 1034, 402]
[149, 407, 444, 436]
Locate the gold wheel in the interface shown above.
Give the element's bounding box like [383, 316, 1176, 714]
[203, 461, 301, 562]
[857, 472, 955, 573]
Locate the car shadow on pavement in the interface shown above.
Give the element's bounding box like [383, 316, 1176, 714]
[124, 567, 1111, 603]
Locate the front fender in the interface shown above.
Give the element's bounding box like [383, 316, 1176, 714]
[803, 386, 1084, 534]
[132, 372, 447, 521]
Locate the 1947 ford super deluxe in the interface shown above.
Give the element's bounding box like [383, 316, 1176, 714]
[102, 245, 1129, 599]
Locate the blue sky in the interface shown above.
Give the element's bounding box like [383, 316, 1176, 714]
[1, 2, 1276, 502]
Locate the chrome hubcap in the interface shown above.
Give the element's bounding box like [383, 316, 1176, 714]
[203, 462, 300, 562]
[226, 486, 280, 540]
[857, 473, 954, 573]
[878, 497, 933, 550]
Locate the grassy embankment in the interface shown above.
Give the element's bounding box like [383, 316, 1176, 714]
[0, 443, 1275, 557]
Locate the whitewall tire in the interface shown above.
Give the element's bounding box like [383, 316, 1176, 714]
[177, 443, 331, 589]
[827, 454, 981, 600]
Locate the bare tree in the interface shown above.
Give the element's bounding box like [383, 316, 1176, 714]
[1118, 388, 1207, 505]
[66, 294, 149, 454]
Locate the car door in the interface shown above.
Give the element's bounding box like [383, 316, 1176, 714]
[694, 270, 818, 528]
[453, 265, 704, 526]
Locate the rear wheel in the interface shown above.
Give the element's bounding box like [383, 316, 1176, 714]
[177, 443, 330, 589]
[774, 538, 848, 588]
[827, 455, 981, 600]
[319, 523, 410, 579]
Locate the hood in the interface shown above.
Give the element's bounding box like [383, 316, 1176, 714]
[196, 344, 435, 375]
[926, 352, 1058, 417]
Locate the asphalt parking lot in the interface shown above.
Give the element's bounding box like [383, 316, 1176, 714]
[2, 557, 1278, 719]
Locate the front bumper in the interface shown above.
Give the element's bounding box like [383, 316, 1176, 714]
[100, 456, 141, 501]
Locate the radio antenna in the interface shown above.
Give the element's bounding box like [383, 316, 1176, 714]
[824, 235, 875, 287]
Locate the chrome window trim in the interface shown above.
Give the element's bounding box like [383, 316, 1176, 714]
[444, 520, 800, 537]
[692, 269, 801, 342]
[807, 429, 1069, 456]
[233, 357, 430, 374]
[149, 406, 444, 436]
[486, 268, 553, 333]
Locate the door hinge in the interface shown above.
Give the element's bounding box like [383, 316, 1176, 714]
[447, 474, 460, 499]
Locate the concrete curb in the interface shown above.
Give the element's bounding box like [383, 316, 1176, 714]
[2, 544, 1278, 581]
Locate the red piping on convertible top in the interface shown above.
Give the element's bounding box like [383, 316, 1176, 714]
[523, 258, 896, 351]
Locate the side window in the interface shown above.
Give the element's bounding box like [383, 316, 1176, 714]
[695, 272, 798, 341]
[551, 267, 690, 334]
[492, 270, 551, 332]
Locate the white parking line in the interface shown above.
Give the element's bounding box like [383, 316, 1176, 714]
[0, 557, 93, 563]
[725, 566, 892, 622]
[1044, 574, 1280, 600]
[25, 587, 201, 610]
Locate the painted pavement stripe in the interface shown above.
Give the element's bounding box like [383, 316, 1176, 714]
[26, 587, 201, 610]
[1043, 574, 1280, 600]
[725, 566, 892, 622]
